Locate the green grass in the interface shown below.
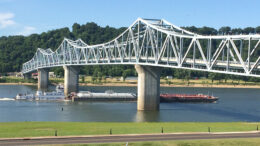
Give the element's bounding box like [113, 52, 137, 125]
[68, 138, 260, 146]
[0, 122, 259, 138]
[0, 76, 37, 83]
[2, 76, 260, 87]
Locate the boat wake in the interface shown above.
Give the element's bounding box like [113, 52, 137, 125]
[0, 98, 15, 101]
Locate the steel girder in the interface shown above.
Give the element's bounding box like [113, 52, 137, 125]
[22, 18, 260, 77]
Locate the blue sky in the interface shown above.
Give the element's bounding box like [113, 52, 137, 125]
[0, 0, 259, 36]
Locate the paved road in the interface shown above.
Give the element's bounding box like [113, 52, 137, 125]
[1, 132, 260, 146]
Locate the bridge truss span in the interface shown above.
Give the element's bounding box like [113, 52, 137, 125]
[22, 18, 260, 77]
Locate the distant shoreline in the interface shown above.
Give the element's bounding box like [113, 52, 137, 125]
[0, 83, 36, 86]
[0, 82, 260, 88]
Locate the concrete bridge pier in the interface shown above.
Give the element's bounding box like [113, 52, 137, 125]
[63, 66, 79, 96]
[135, 65, 161, 111]
[38, 69, 49, 91]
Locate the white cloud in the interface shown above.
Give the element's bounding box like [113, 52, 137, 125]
[0, 12, 36, 36]
[0, 12, 16, 28]
[18, 26, 36, 36]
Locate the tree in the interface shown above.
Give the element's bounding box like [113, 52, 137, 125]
[208, 73, 216, 83]
[219, 26, 231, 35]
[91, 76, 95, 84]
[52, 67, 64, 77]
[183, 26, 198, 33]
[185, 70, 191, 85]
[243, 27, 255, 34]
[231, 28, 243, 34]
[198, 27, 217, 35]
[241, 76, 249, 84]
[98, 72, 102, 83]
[122, 69, 133, 81]
[72, 23, 81, 34]
[81, 76, 85, 83]
[256, 26, 260, 34]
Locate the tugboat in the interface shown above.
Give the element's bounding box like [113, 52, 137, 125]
[160, 93, 218, 103]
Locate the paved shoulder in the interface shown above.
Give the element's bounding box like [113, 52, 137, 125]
[1, 132, 260, 145]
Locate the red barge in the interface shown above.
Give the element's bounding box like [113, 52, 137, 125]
[160, 93, 218, 103]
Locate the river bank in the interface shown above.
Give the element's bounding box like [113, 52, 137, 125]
[81, 83, 260, 88]
[1, 82, 260, 88]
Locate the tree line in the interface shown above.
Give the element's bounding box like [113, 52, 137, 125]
[0, 21, 260, 82]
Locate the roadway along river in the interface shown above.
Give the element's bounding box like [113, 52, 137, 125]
[0, 85, 260, 122]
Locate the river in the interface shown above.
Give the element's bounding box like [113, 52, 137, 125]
[0, 85, 260, 122]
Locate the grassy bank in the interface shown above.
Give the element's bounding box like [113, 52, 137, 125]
[0, 76, 37, 84]
[71, 138, 260, 146]
[79, 76, 260, 87]
[0, 122, 259, 138]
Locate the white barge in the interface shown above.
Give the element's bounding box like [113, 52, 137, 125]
[72, 90, 137, 101]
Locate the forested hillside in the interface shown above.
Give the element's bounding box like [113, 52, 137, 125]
[0, 22, 126, 73]
[0, 21, 260, 81]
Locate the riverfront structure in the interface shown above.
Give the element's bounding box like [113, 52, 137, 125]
[21, 18, 260, 110]
[63, 66, 79, 96]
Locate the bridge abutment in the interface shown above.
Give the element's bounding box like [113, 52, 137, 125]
[135, 65, 161, 111]
[38, 69, 49, 90]
[63, 66, 79, 96]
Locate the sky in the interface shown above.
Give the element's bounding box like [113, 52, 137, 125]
[0, 0, 259, 36]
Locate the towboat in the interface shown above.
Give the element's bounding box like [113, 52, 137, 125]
[35, 84, 65, 100]
[15, 93, 34, 100]
[15, 84, 65, 101]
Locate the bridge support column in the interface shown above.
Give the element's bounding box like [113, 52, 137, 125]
[38, 69, 49, 90]
[63, 66, 79, 96]
[135, 65, 161, 111]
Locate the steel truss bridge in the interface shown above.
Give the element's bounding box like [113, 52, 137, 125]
[22, 18, 260, 77]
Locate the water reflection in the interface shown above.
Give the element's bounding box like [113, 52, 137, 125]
[135, 111, 160, 122]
